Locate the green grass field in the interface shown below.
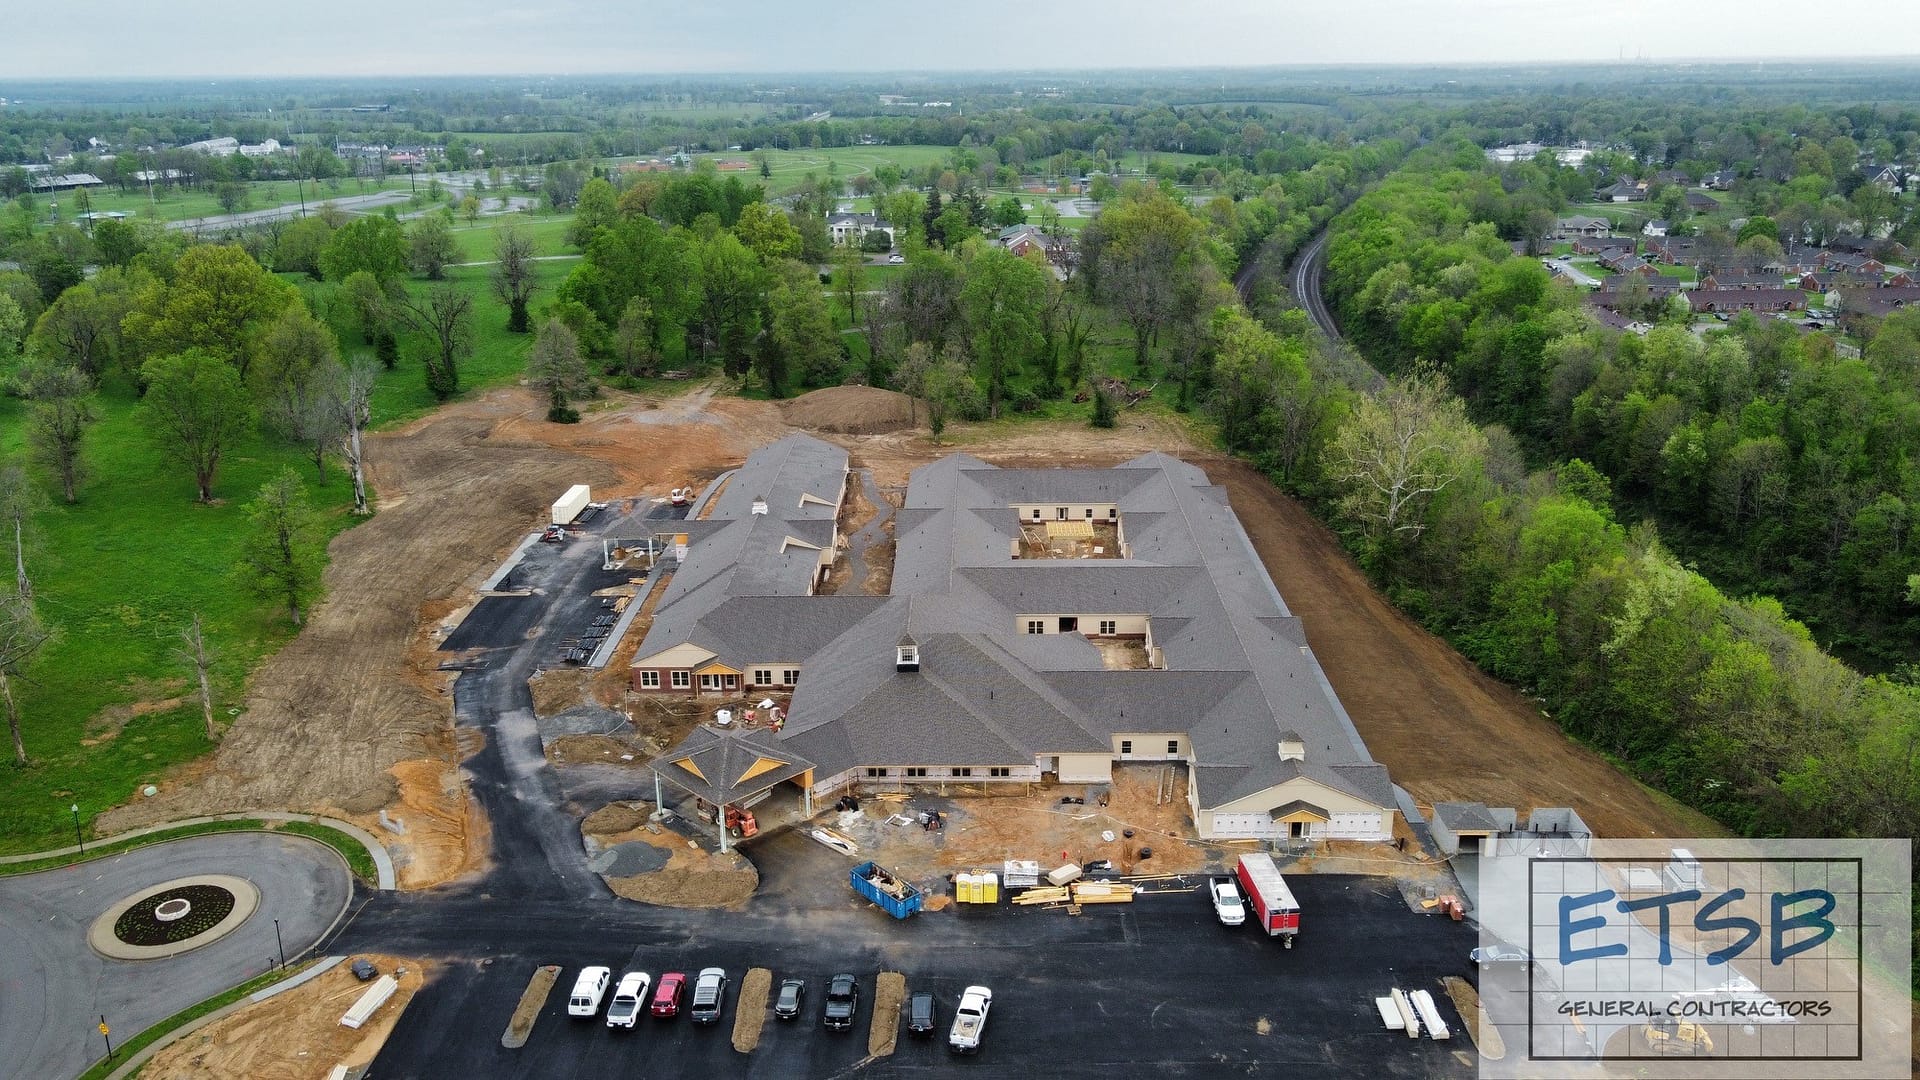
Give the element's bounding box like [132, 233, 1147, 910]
[66, 175, 412, 224]
[446, 212, 574, 263]
[0, 255, 580, 854]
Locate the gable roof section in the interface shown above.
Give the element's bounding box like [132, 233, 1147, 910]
[653, 723, 814, 805]
[709, 433, 847, 521]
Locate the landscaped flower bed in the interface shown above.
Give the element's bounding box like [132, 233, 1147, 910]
[113, 884, 236, 947]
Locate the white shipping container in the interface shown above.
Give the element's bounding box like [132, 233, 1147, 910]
[551, 484, 593, 525]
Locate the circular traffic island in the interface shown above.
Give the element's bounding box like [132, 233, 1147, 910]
[89, 875, 260, 960]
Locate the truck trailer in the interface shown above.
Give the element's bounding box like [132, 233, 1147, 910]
[551, 484, 593, 526]
[1236, 853, 1301, 946]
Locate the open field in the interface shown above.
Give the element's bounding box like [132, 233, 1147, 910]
[0, 260, 574, 855]
[447, 212, 574, 263]
[67, 175, 413, 224]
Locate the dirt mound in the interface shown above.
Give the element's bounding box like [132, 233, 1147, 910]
[582, 802, 646, 835]
[731, 967, 772, 1053]
[587, 806, 760, 908]
[781, 386, 918, 435]
[869, 972, 906, 1057]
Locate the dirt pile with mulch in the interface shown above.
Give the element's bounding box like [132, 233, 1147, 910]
[731, 968, 772, 1052]
[584, 802, 759, 908]
[781, 386, 918, 435]
[868, 972, 907, 1057]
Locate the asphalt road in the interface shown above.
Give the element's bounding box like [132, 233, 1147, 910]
[0, 833, 352, 1080]
[336, 868, 1477, 1079]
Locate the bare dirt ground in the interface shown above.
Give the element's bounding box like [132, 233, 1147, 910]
[142, 954, 429, 1080]
[96, 384, 781, 884]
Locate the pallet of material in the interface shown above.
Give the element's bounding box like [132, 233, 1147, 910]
[1010, 886, 1072, 905]
[1374, 997, 1405, 1031]
[1070, 882, 1136, 904]
[1410, 989, 1451, 1040]
[1391, 989, 1420, 1039]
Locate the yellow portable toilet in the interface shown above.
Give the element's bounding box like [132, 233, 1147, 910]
[956, 873, 975, 903]
[964, 873, 982, 903]
[981, 871, 999, 903]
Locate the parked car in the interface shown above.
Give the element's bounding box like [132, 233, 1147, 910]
[689, 967, 729, 1024]
[773, 978, 806, 1021]
[606, 971, 652, 1029]
[906, 991, 938, 1037]
[888, 253, 905, 263]
[948, 985, 992, 1054]
[651, 971, 687, 1018]
[1470, 944, 1531, 967]
[568, 966, 612, 1018]
[822, 972, 860, 1031]
[349, 958, 378, 982]
[1210, 876, 1245, 926]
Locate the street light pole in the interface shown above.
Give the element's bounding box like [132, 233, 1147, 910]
[273, 918, 286, 968]
[70, 803, 83, 854]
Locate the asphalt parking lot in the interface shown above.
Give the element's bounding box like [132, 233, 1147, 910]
[346, 873, 1477, 1079]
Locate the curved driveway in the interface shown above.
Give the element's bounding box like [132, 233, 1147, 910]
[0, 833, 351, 1080]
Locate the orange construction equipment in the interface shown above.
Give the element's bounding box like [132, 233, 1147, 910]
[724, 806, 759, 839]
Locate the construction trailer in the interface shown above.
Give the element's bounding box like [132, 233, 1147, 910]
[850, 861, 923, 919]
[551, 484, 593, 526]
[1236, 853, 1301, 946]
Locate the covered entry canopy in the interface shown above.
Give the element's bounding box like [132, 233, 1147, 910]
[652, 723, 814, 808]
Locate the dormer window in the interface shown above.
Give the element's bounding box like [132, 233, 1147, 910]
[896, 634, 919, 672]
[1278, 733, 1305, 761]
[751, 495, 769, 516]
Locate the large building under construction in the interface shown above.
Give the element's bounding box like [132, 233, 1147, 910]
[632, 434, 1397, 842]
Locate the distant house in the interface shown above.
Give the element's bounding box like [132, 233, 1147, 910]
[1831, 286, 1920, 319]
[1798, 270, 1880, 291]
[1699, 272, 1787, 291]
[1599, 250, 1658, 276]
[1685, 192, 1721, 213]
[1683, 289, 1807, 314]
[827, 211, 895, 247]
[1644, 237, 1699, 265]
[1863, 164, 1905, 194]
[1653, 169, 1692, 187]
[998, 224, 1047, 257]
[1642, 219, 1670, 238]
[1597, 180, 1646, 203]
[1823, 251, 1886, 275]
[1554, 215, 1613, 240]
[1704, 171, 1739, 191]
[1574, 235, 1637, 257]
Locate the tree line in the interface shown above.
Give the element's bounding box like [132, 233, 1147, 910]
[1215, 142, 1920, 842]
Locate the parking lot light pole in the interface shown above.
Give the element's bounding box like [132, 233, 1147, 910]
[70, 804, 83, 854]
[273, 919, 286, 968]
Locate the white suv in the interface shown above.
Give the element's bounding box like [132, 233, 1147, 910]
[568, 966, 611, 1017]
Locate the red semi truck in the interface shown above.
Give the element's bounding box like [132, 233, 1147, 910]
[1236, 853, 1301, 947]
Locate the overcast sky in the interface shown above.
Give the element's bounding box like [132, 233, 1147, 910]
[5, 0, 1920, 78]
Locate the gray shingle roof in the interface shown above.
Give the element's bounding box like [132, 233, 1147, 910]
[641, 435, 1393, 816]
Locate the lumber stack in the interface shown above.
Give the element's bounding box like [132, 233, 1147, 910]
[1070, 882, 1136, 904]
[1011, 886, 1072, 905]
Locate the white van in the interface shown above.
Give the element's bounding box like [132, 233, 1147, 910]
[569, 966, 612, 1017]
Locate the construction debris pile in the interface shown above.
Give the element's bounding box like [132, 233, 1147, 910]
[860, 865, 912, 900]
[1073, 377, 1158, 407]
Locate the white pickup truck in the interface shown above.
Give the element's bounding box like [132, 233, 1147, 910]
[948, 985, 993, 1054]
[1211, 876, 1246, 926]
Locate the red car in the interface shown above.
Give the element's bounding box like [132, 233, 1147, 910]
[651, 972, 687, 1018]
